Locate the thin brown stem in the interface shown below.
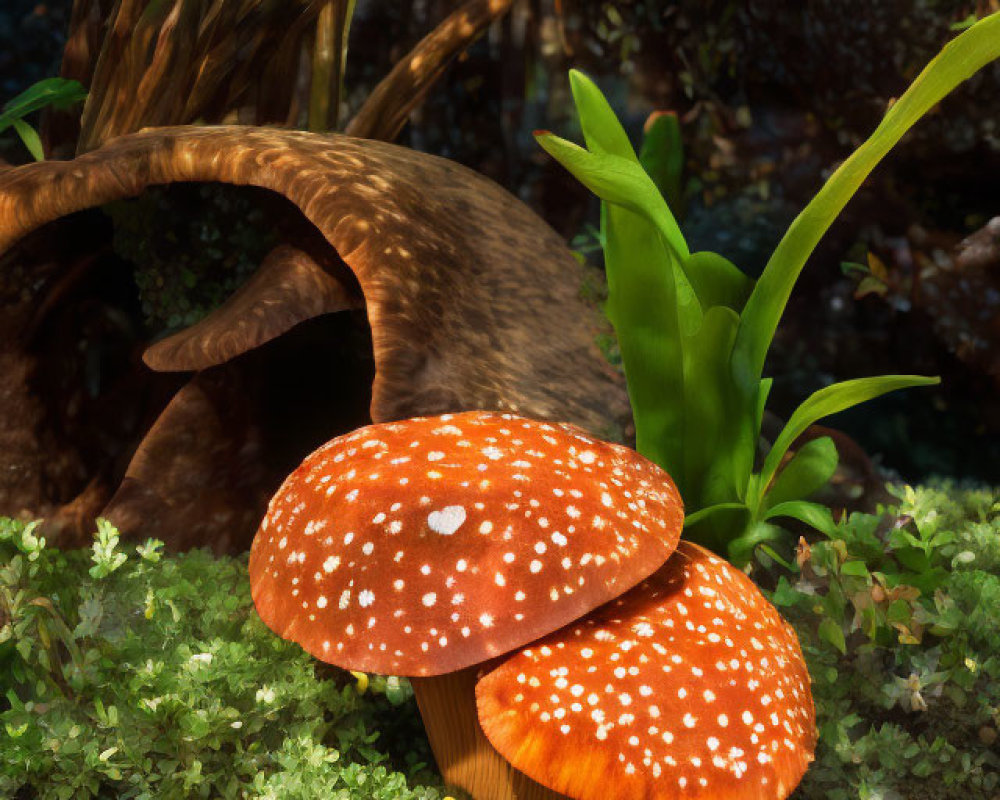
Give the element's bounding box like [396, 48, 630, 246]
[410, 666, 567, 800]
[309, 2, 336, 132]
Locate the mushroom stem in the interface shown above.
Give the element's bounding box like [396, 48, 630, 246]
[411, 667, 567, 800]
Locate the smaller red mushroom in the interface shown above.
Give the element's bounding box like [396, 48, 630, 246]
[477, 540, 817, 800]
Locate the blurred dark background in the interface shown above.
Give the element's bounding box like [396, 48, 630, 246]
[3, 0, 998, 484]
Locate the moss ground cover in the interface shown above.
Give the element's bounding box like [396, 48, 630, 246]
[3, 482, 998, 798]
[777, 483, 1000, 798]
[0, 519, 447, 799]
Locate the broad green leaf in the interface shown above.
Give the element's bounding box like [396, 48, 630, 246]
[568, 70, 635, 159]
[12, 120, 44, 162]
[763, 435, 838, 510]
[735, 12, 1000, 383]
[763, 500, 838, 536]
[681, 306, 744, 507]
[639, 110, 684, 212]
[551, 79, 696, 475]
[600, 199, 686, 474]
[758, 375, 939, 499]
[684, 251, 753, 313]
[535, 133, 689, 262]
[0, 78, 86, 132]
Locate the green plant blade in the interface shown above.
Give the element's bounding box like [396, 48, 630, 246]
[568, 69, 636, 160]
[763, 435, 839, 510]
[600, 201, 687, 474]
[735, 12, 1000, 383]
[565, 70, 690, 473]
[754, 377, 773, 443]
[763, 501, 838, 537]
[12, 120, 44, 162]
[682, 305, 744, 507]
[818, 617, 847, 655]
[684, 251, 753, 313]
[759, 375, 940, 497]
[0, 78, 86, 133]
[535, 133, 690, 262]
[684, 502, 748, 529]
[639, 110, 685, 213]
[539, 92, 702, 479]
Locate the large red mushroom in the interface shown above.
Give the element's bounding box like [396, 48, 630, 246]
[248, 411, 816, 799]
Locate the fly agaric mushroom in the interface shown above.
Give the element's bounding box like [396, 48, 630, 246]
[476, 540, 816, 800]
[248, 410, 684, 798]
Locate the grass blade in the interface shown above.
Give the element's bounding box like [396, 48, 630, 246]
[12, 120, 44, 161]
[758, 375, 940, 499]
[736, 12, 1000, 383]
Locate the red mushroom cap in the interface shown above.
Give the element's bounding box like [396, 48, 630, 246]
[248, 411, 684, 676]
[476, 541, 816, 800]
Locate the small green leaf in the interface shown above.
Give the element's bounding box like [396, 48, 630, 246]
[13, 120, 44, 162]
[770, 575, 804, 606]
[818, 617, 847, 655]
[839, 560, 870, 578]
[763, 500, 838, 536]
[886, 598, 912, 626]
[728, 521, 788, 566]
[764, 435, 838, 510]
[0, 78, 87, 131]
[639, 110, 685, 212]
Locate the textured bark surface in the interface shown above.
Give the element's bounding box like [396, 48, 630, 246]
[143, 244, 362, 372]
[346, 0, 515, 141]
[100, 365, 272, 555]
[0, 126, 628, 437]
[0, 127, 627, 550]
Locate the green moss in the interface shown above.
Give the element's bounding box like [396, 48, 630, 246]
[768, 482, 1000, 799]
[0, 519, 447, 800]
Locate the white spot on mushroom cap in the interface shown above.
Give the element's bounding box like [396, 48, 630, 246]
[427, 505, 467, 535]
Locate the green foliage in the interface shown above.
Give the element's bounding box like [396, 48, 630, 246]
[0, 518, 446, 800]
[768, 483, 1000, 799]
[536, 13, 1000, 561]
[638, 111, 685, 219]
[0, 78, 86, 161]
